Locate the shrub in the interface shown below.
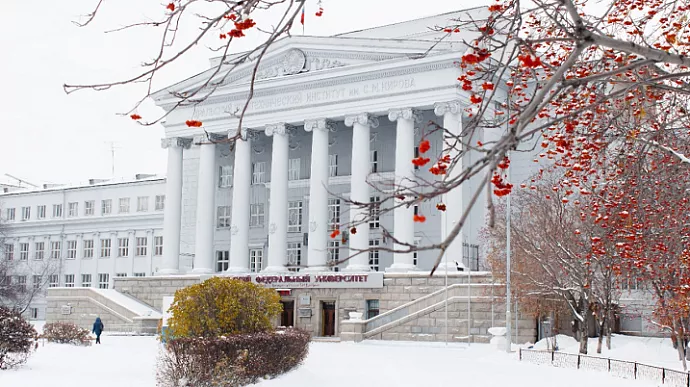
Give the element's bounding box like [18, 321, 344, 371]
[0, 306, 37, 370]
[168, 277, 282, 338]
[42, 322, 92, 346]
[157, 328, 310, 387]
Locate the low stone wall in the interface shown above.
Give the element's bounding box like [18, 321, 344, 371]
[114, 275, 202, 310]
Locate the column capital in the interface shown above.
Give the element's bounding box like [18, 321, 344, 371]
[228, 127, 250, 140]
[433, 101, 463, 116]
[304, 119, 336, 133]
[265, 123, 294, 137]
[344, 113, 379, 128]
[193, 133, 225, 145]
[161, 137, 192, 150]
[388, 108, 423, 123]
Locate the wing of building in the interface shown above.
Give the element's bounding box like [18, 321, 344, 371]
[0, 8, 655, 340]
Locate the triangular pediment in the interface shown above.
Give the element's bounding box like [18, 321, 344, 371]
[153, 35, 457, 104]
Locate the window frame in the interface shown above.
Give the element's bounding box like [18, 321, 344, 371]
[52, 204, 62, 218]
[219, 165, 233, 188]
[252, 161, 266, 184]
[217, 206, 231, 228]
[286, 242, 302, 272]
[216, 250, 230, 272]
[370, 150, 378, 173]
[68, 202, 78, 217]
[369, 239, 380, 272]
[249, 249, 264, 273]
[4, 244, 14, 261]
[369, 196, 380, 229]
[136, 237, 148, 256]
[49, 274, 59, 288]
[118, 238, 129, 257]
[21, 206, 30, 221]
[155, 195, 165, 211]
[6, 208, 15, 221]
[154, 236, 163, 256]
[328, 240, 340, 272]
[81, 274, 92, 287]
[98, 273, 110, 289]
[34, 242, 45, 260]
[100, 238, 111, 258]
[328, 154, 338, 177]
[288, 158, 301, 181]
[19, 243, 28, 261]
[250, 203, 265, 228]
[287, 201, 303, 233]
[67, 240, 77, 259]
[84, 200, 95, 216]
[101, 199, 112, 215]
[119, 198, 130, 213]
[137, 196, 149, 212]
[37, 205, 46, 219]
[83, 239, 94, 258]
[328, 199, 341, 231]
[64, 274, 75, 288]
[50, 241, 61, 259]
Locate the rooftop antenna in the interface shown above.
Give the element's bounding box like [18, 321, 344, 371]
[4, 173, 39, 188]
[104, 141, 122, 178]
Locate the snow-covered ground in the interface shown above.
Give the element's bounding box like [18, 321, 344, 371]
[0, 331, 657, 387]
[531, 334, 686, 372]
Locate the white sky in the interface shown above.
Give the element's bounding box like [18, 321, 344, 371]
[0, 0, 492, 186]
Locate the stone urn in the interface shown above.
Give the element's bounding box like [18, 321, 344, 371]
[488, 326, 508, 351]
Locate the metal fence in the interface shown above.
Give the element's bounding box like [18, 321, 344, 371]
[519, 348, 690, 387]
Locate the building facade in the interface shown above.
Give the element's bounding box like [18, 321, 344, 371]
[0, 176, 166, 319]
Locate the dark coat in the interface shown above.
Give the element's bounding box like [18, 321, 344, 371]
[92, 317, 104, 335]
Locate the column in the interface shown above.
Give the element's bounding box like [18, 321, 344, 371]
[434, 101, 464, 267]
[388, 108, 421, 272]
[128, 230, 136, 276]
[343, 113, 379, 272]
[192, 134, 218, 274]
[304, 119, 334, 272]
[263, 123, 290, 272]
[227, 128, 252, 272]
[159, 137, 190, 275]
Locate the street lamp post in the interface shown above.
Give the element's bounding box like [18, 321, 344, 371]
[505, 151, 512, 353]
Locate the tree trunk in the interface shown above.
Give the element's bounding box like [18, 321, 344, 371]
[606, 313, 612, 350]
[578, 299, 590, 354]
[673, 318, 688, 371]
[596, 316, 606, 354]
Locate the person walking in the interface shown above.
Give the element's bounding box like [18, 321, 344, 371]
[92, 317, 104, 344]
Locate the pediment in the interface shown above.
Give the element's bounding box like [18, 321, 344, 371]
[154, 36, 456, 103]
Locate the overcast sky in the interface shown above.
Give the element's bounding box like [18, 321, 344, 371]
[0, 0, 493, 186]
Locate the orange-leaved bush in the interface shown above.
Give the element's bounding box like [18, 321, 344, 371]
[167, 277, 282, 338]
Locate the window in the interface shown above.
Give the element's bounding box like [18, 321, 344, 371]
[4, 244, 13, 261]
[370, 150, 378, 173]
[116, 273, 128, 278]
[250, 203, 265, 227]
[19, 243, 28, 261]
[369, 239, 380, 271]
[37, 205, 46, 219]
[52, 204, 62, 218]
[413, 238, 421, 266]
[328, 199, 341, 230]
[134, 272, 146, 277]
[50, 241, 61, 259]
[16, 276, 26, 292]
[118, 238, 129, 257]
[329, 154, 338, 177]
[137, 196, 149, 212]
[622, 278, 643, 290]
[81, 274, 91, 287]
[366, 299, 380, 319]
[21, 206, 30, 221]
[288, 158, 301, 180]
[119, 198, 130, 213]
[83, 239, 94, 258]
[136, 237, 148, 256]
[64, 274, 75, 288]
[219, 165, 233, 188]
[98, 273, 110, 289]
[154, 236, 163, 256]
[68, 202, 78, 217]
[216, 250, 229, 272]
[6, 208, 15, 221]
[85, 201, 95, 216]
[414, 146, 420, 170]
[249, 249, 263, 273]
[67, 240, 77, 259]
[252, 161, 266, 184]
[217, 206, 231, 228]
[35, 242, 45, 260]
[49, 274, 59, 288]
[100, 239, 111, 258]
[288, 201, 303, 233]
[328, 240, 340, 272]
[101, 199, 112, 215]
[32, 275, 42, 289]
[369, 196, 380, 229]
[155, 195, 165, 211]
[287, 242, 302, 272]
[30, 308, 38, 320]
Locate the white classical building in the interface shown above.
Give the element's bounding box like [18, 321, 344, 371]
[0, 176, 166, 320]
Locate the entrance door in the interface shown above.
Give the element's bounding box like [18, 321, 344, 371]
[322, 301, 336, 336]
[280, 301, 294, 328]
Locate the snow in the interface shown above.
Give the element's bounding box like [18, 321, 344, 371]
[93, 289, 162, 318]
[532, 334, 687, 372]
[0, 333, 660, 387]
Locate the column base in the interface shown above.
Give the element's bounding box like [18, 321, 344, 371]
[157, 268, 180, 275]
[342, 264, 371, 272]
[386, 263, 418, 273]
[224, 267, 250, 274]
[191, 267, 214, 275]
[261, 265, 288, 273]
[302, 266, 330, 273]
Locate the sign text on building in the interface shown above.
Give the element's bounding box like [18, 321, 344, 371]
[224, 272, 384, 289]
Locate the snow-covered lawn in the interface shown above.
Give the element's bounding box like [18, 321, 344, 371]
[532, 334, 686, 372]
[0, 332, 658, 387]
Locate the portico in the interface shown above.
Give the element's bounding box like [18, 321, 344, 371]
[153, 35, 475, 275]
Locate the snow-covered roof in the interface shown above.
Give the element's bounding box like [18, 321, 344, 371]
[0, 174, 165, 196]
